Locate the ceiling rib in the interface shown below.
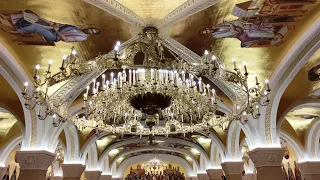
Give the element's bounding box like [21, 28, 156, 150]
[156, 0, 220, 28]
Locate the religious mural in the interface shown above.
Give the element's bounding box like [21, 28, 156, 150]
[200, 0, 318, 48]
[0, 10, 100, 46]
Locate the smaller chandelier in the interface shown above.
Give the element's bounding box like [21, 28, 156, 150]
[142, 155, 168, 171]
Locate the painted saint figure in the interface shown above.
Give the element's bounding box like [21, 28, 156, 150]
[201, 19, 275, 48]
[0, 10, 100, 44]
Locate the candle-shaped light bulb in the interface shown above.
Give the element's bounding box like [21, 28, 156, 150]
[23, 82, 28, 93]
[265, 79, 270, 91]
[212, 55, 216, 60]
[232, 58, 237, 70]
[116, 41, 121, 47]
[71, 49, 77, 55]
[86, 85, 90, 95]
[48, 60, 52, 72]
[243, 61, 248, 75]
[61, 55, 67, 69]
[254, 74, 259, 85]
[34, 64, 40, 77]
[53, 114, 56, 118]
[204, 50, 209, 55]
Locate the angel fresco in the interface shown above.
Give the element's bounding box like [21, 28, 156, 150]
[0, 10, 100, 46]
[200, 0, 317, 48]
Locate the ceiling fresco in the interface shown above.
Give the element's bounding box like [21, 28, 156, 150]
[0, 0, 318, 160]
[171, 0, 320, 86]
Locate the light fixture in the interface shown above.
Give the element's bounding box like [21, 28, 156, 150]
[141, 155, 168, 171]
[22, 27, 271, 137]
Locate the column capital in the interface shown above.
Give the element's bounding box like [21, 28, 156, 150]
[99, 174, 112, 180]
[197, 173, 209, 180]
[206, 169, 223, 180]
[62, 164, 86, 178]
[298, 161, 320, 175]
[244, 173, 256, 180]
[221, 161, 244, 175]
[85, 170, 102, 180]
[16, 150, 55, 170]
[248, 147, 285, 167]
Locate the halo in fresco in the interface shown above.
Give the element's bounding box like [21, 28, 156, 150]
[200, 0, 317, 48]
[0, 10, 100, 46]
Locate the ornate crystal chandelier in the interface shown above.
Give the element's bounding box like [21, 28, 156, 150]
[142, 155, 168, 171]
[22, 27, 271, 136]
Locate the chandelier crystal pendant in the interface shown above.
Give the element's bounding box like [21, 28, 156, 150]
[22, 26, 271, 137]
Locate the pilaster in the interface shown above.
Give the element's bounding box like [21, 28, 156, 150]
[99, 175, 112, 180]
[206, 169, 223, 180]
[85, 170, 102, 180]
[221, 161, 244, 180]
[16, 150, 55, 180]
[248, 148, 284, 180]
[298, 161, 320, 180]
[62, 164, 85, 180]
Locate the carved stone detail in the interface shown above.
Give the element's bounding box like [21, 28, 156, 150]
[197, 173, 210, 180]
[16, 151, 55, 170]
[248, 148, 285, 168]
[62, 164, 86, 178]
[206, 169, 223, 180]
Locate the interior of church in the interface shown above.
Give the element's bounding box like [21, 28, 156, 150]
[0, 0, 319, 180]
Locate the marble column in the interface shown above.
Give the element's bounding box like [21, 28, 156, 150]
[99, 175, 112, 180]
[206, 169, 223, 180]
[244, 173, 256, 180]
[85, 170, 102, 180]
[197, 173, 209, 180]
[16, 150, 55, 180]
[62, 164, 86, 180]
[248, 148, 284, 180]
[53, 176, 63, 180]
[221, 162, 244, 180]
[0, 167, 7, 179]
[298, 161, 320, 180]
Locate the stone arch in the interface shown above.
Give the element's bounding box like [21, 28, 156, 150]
[0, 43, 33, 149]
[84, 142, 99, 170]
[98, 136, 209, 170]
[305, 117, 320, 160]
[64, 123, 81, 163]
[110, 146, 200, 172]
[263, 18, 320, 145]
[0, 135, 22, 167]
[277, 98, 320, 130]
[279, 131, 305, 162]
[115, 154, 195, 178]
[226, 120, 255, 161]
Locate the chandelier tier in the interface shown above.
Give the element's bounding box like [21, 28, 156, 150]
[76, 67, 220, 136]
[22, 27, 271, 136]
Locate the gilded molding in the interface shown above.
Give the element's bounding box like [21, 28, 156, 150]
[156, 0, 219, 27]
[30, 109, 37, 148]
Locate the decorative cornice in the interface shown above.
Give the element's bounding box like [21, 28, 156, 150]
[156, 0, 219, 28]
[83, 0, 145, 27]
